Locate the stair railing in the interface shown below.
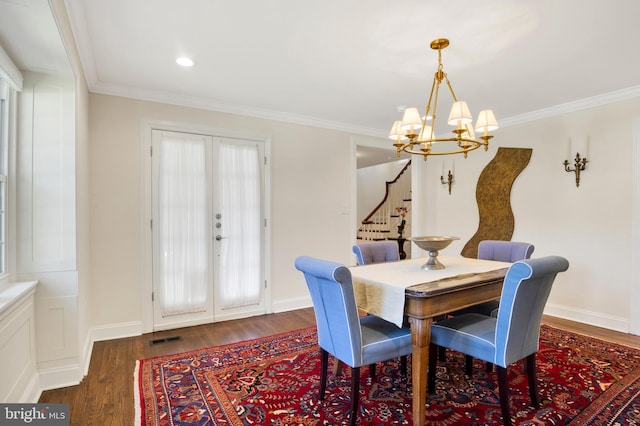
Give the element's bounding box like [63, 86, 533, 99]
[358, 160, 411, 240]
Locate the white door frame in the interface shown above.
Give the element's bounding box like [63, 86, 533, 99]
[350, 136, 419, 248]
[140, 119, 272, 333]
[631, 119, 640, 335]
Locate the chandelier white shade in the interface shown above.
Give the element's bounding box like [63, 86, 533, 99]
[391, 38, 498, 160]
[476, 109, 499, 133]
[447, 101, 472, 126]
[400, 107, 423, 133]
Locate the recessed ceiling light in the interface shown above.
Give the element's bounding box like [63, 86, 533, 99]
[176, 57, 195, 67]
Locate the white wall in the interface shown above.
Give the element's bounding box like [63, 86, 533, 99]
[416, 97, 640, 333]
[88, 94, 355, 331]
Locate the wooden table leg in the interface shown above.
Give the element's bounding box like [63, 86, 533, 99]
[410, 316, 432, 426]
[332, 358, 342, 376]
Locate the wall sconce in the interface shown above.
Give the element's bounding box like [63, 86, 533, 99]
[440, 170, 454, 194]
[563, 152, 588, 187]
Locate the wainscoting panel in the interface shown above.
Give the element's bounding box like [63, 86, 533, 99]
[34, 293, 83, 391]
[35, 295, 78, 365]
[17, 71, 76, 273]
[0, 282, 38, 402]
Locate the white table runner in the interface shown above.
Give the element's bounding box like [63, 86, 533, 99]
[349, 255, 512, 327]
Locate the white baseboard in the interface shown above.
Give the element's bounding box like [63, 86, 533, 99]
[38, 365, 83, 392]
[271, 296, 312, 314]
[91, 320, 143, 342]
[18, 373, 41, 403]
[545, 303, 630, 334]
[81, 331, 93, 377]
[37, 321, 144, 392]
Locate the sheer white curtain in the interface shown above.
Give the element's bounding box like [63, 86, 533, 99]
[218, 141, 262, 308]
[157, 134, 208, 316]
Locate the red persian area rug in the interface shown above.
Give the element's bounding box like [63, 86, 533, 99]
[135, 325, 640, 425]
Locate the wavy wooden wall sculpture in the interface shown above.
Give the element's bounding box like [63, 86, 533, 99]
[461, 147, 532, 258]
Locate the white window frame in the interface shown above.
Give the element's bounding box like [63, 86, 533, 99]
[0, 46, 23, 288]
[0, 79, 9, 282]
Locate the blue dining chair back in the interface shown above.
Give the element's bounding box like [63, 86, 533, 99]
[478, 240, 535, 263]
[352, 240, 399, 265]
[459, 240, 535, 318]
[295, 256, 412, 426]
[296, 256, 362, 365]
[494, 257, 563, 366]
[428, 255, 569, 426]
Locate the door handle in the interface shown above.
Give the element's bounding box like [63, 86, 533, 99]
[215, 235, 227, 241]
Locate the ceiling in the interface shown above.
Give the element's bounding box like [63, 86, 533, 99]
[2, 0, 640, 168]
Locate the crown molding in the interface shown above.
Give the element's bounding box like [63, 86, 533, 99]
[90, 80, 387, 138]
[89, 77, 640, 139]
[500, 85, 640, 128]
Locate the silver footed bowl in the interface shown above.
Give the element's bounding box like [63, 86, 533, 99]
[409, 236, 460, 270]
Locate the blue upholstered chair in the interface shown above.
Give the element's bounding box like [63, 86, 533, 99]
[453, 240, 535, 318]
[443, 240, 535, 374]
[352, 240, 399, 265]
[295, 256, 412, 426]
[428, 256, 569, 426]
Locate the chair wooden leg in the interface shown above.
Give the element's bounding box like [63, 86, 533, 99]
[369, 363, 376, 379]
[319, 349, 329, 400]
[438, 345, 446, 361]
[496, 366, 512, 426]
[400, 355, 407, 376]
[350, 366, 360, 426]
[465, 355, 473, 376]
[525, 353, 539, 408]
[486, 361, 494, 372]
[428, 343, 438, 394]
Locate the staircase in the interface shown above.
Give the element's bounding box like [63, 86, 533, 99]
[357, 160, 411, 241]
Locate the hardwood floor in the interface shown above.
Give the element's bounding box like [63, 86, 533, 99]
[38, 309, 640, 425]
[542, 315, 640, 348]
[39, 309, 317, 426]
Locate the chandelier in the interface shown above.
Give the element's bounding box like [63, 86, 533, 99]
[390, 38, 498, 161]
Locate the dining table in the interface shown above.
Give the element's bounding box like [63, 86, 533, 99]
[348, 255, 511, 426]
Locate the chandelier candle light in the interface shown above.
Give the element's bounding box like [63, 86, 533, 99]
[390, 38, 498, 161]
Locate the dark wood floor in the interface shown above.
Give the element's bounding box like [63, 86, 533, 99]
[39, 308, 640, 425]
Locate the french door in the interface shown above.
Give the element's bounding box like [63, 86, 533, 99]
[151, 130, 265, 330]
